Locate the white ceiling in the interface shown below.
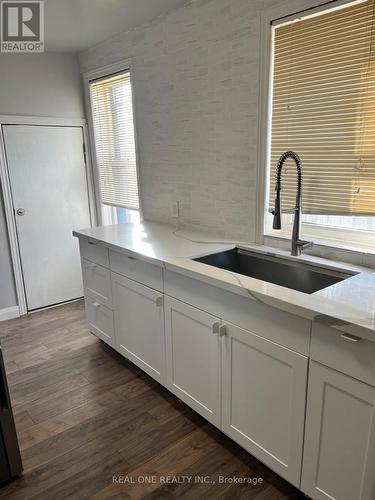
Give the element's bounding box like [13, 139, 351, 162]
[44, 0, 189, 53]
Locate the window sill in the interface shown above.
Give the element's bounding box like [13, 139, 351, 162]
[263, 231, 375, 269]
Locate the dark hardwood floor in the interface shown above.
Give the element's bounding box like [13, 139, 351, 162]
[0, 301, 305, 499]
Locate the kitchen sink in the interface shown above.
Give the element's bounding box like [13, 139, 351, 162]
[194, 248, 354, 294]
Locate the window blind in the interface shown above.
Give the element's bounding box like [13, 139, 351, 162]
[269, 0, 375, 215]
[90, 71, 139, 211]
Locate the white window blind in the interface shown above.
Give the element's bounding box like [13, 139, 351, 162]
[90, 71, 139, 211]
[269, 0, 375, 215]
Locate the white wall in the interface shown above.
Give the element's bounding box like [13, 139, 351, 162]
[80, 0, 316, 241]
[0, 52, 85, 310]
[0, 53, 85, 118]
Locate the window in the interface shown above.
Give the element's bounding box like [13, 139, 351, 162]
[265, 0, 375, 248]
[89, 70, 140, 224]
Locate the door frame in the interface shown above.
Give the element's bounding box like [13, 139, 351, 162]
[0, 115, 97, 316]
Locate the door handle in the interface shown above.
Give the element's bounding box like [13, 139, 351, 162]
[16, 208, 25, 216]
[340, 333, 361, 342]
[212, 322, 220, 335]
[219, 325, 227, 337]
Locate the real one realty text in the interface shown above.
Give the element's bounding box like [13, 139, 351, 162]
[113, 475, 264, 486]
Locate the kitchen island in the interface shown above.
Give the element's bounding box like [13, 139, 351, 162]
[74, 221, 375, 500]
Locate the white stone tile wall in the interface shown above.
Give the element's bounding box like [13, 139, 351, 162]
[78, 0, 337, 242]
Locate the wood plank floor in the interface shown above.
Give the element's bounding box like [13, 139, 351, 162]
[0, 301, 305, 499]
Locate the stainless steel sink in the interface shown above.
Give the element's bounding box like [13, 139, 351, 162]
[194, 248, 354, 294]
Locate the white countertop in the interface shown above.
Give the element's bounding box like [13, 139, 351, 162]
[73, 221, 375, 341]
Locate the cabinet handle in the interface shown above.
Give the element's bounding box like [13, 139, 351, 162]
[155, 296, 163, 307]
[340, 333, 361, 342]
[127, 256, 137, 261]
[88, 240, 98, 245]
[86, 263, 97, 269]
[91, 302, 100, 308]
[212, 322, 220, 335]
[219, 325, 227, 337]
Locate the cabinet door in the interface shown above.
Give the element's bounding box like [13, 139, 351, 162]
[301, 362, 375, 500]
[164, 297, 221, 427]
[222, 322, 308, 487]
[111, 273, 165, 384]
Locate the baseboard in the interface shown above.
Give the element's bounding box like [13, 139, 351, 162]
[0, 306, 20, 322]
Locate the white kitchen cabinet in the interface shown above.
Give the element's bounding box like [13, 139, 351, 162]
[164, 297, 222, 427]
[81, 259, 112, 309]
[109, 250, 163, 291]
[221, 322, 308, 487]
[79, 239, 109, 268]
[111, 272, 165, 384]
[75, 230, 375, 500]
[301, 361, 375, 500]
[85, 295, 115, 348]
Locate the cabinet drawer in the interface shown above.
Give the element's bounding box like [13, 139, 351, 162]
[79, 239, 109, 268]
[82, 259, 112, 309]
[109, 251, 163, 292]
[311, 322, 375, 387]
[85, 296, 115, 348]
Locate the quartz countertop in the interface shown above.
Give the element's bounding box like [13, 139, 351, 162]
[73, 221, 375, 341]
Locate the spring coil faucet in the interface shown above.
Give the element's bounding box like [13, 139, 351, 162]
[272, 151, 313, 256]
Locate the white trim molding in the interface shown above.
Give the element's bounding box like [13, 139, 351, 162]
[0, 306, 20, 322]
[0, 115, 87, 127]
[0, 114, 94, 316]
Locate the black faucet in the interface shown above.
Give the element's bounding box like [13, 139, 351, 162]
[272, 151, 313, 256]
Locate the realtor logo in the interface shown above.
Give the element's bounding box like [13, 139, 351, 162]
[1, 1, 44, 52]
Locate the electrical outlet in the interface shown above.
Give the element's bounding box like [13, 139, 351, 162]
[171, 201, 180, 218]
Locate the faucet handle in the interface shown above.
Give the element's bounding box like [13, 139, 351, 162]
[297, 240, 313, 251]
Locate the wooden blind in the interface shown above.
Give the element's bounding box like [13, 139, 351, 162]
[269, 0, 375, 215]
[90, 72, 139, 211]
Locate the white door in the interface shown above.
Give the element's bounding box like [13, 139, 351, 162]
[301, 361, 375, 500]
[164, 297, 222, 427]
[111, 272, 165, 384]
[3, 125, 91, 311]
[221, 322, 308, 487]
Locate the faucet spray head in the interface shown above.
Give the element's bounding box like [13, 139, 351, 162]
[272, 197, 282, 230]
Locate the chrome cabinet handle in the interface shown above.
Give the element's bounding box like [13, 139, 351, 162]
[155, 296, 163, 307]
[219, 325, 227, 337]
[127, 256, 137, 261]
[91, 302, 100, 308]
[340, 333, 361, 342]
[212, 322, 220, 335]
[16, 208, 25, 216]
[86, 263, 97, 269]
